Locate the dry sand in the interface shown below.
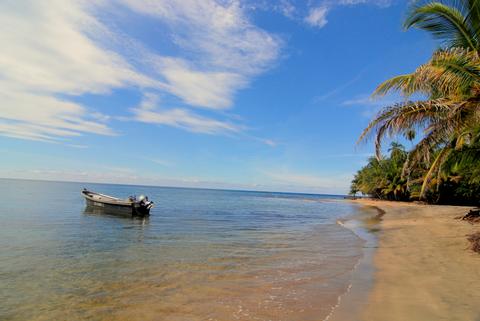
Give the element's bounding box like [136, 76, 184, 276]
[351, 200, 480, 321]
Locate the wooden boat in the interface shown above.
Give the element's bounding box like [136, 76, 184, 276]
[82, 189, 154, 217]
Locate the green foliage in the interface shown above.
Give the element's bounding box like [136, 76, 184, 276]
[352, 142, 480, 204]
[436, 133, 480, 204]
[355, 1, 480, 204]
[351, 143, 410, 201]
[404, 0, 480, 51]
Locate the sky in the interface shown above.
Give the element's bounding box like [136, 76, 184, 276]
[0, 0, 436, 194]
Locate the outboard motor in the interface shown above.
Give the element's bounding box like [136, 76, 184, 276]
[138, 195, 154, 210]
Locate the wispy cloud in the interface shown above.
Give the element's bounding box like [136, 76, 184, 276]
[0, 1, 151, 142]
[0, 0, 282, 142]
[337, 0, 393, 7]
[263, 168, 352, 193]
[314, 70, 365, 102]
[342, 94, 401, 107]
[3, 167, 351, 194]
[140, 156, 173, 167]
[342, 93, 402, 117]
[132, 93, 243, 134]
[152, 57, 247, 110]
[315, 153, 373, 159]
[305, 6, 329, 28]
[275, 0, 297, 18]
[304, 0, 394, 29]
[119, 0, 281, 110]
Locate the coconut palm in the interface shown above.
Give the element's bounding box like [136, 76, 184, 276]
[351, 143, 409, 200]
[358, 0, 480, 199]
[404, 0, 480, 52]
[360, 49, 480, 196]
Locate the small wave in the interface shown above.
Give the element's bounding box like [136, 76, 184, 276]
[324, 210, 380, 321]
[323, 283, 353, 321]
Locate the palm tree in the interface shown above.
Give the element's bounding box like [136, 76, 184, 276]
[404, 0, 480, 52]
[358, 1, 480, 199]
[360, 49, 480, 197]
[352, 143, 409, 200]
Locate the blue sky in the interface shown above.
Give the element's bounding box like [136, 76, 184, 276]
[0, 0, 435, 194]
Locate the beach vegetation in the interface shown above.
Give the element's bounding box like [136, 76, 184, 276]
[351, 143, 410, 201]
[354, 0, 480, 205]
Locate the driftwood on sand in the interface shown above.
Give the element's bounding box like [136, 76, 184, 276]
[467, 232, 480, 254]
[458, 209, 480, 254]
[459, 209, 480, 224]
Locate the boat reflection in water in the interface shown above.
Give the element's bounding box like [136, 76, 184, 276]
[81, 189, 154, 217]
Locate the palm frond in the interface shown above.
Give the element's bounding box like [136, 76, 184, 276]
[373, 74, 424, 97]
[420, 145, 453, 198]
[426, 48, 480, 96]
[373, 48, 480, 100]
[405, 2, 478, 50]
[358, 99, 455, 158]
[463, 0, 480, 39]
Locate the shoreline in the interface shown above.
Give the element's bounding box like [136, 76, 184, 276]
[343, 199, 480, 321]
[326, 203, 382, 321]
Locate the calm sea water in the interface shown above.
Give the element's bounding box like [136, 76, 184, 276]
[0, 179, 367, 321]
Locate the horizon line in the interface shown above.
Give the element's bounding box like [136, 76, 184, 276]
[0, 176, 347, 197]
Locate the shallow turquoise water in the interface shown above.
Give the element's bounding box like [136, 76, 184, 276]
[0, 179, 365, 321]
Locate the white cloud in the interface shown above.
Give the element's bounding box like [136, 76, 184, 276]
[263, 168, 352, 194]
[1, 1, 151, 95]
[315, 153, 373, 159]
[342, 93, 403, 118]
[0, 1, 153, 142]
[119, 0, 282, 109]
[304, 0, 393, 28]
[154, 57, 246, 109]
[0, 166, 350, 194]
[143, 157, 172, 167]
[343, 95, 381, 107]
[261, 139, 277, 147]
[0, 0, 281, 142]
[305, 6, 329, 28]
[338, 0, 393, 6]
[131, 94, 277, 146]
[342, 93, 401, 107]
[0, 91, 114, 142]
[275, 0, 297, 19]
[132, 93, 242, 134]
[314, 70, 365, 102]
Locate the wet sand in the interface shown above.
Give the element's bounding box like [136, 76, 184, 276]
[352, 200, 480, 321]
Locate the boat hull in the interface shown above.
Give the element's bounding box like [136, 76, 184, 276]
[82, 190, 152, 217]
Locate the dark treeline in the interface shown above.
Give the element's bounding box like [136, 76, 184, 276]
[351, 142, 480, 205]
[352, 1, 480, 205]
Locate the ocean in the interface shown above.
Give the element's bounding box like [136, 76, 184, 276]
[0, 179, 372, 321]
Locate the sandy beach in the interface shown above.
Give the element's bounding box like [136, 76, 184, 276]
[351, 200, 480, 321]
